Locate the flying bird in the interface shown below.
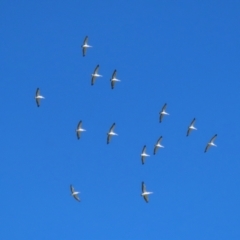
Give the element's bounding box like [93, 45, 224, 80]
[204, 134, 217, 153]
[159, 103, 169, 123]
[110, 70, 121, 89]
[187, 118, 197, 136]
[35, 88, 45, 107]
[107, 123, 118, 144]
[70, 185, 80, 202]
[141, 182, 153, 203]
[82, 36, 92, 57]
[76, 121, 86, 139]
[91, 64, 102, 85]
[141, 145, 150, 164]
[154, 136, 164, 155]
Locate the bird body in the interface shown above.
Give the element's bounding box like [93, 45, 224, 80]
[159, 103, 169, 122]
[82, 36, 92, 56]
[141, 182, 153, 203]
[35, 88, 45, 107]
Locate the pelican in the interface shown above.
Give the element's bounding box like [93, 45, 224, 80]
[110, 70, 120, 89]
[141, 182, 153, 203]
[82, 36, 92, 57]
[91, 64, 102, 85]
[141, 145, 150, 164]
[204, 134, 217, 153]
[107, 123, 118, 144]
[70, 185, 80, 202]
[35, 88, 45, 107]
[187, 118, 197, 136]
[159, 103, 169, 123]
[154, 136, 164, 155]
[76, 121, 86, 139]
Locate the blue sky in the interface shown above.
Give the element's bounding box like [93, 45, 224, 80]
[0, 0, 240, 239]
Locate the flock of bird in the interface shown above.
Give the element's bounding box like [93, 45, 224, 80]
[34, 36, 218, 203]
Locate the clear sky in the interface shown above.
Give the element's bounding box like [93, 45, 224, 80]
[1, 1, 240, 239]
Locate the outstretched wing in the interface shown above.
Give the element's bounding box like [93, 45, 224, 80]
[109, 123, 115, 132]
[70, 185, 74, 194]
[161, 103, 167, 112]
[210, 134, 217, 143]
[111, 80, 115, 89]
[187, 128, 192, 136]
[73, 194, 80, 202]
[107, 134, 112, 144]
[204, 143, 210, 153]
[142, 182, 146, 193]
[83, 36, 88, 45]
[36, 98, 40, 107]
[143, 195, 149, 203]
[111, 70, 117, 79]
[36, 88, 40, 97]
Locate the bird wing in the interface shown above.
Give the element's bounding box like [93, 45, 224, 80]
[142, 145, 146, 154]
[111, 79, 115, 89]
[111, 70, 117, 79]
[36, 98, 40, 107]
[36, 88, 40, 97]
[204, 143, 210, 153]
[162, 103, 167, 112]
[190, 118, 196, 127]
[157, 136, 162, 144]
[83, 36, 88, 45]
[107, 133, 112, 144]
[77, 131, 81, 139]
[142, 182, 146, 193]
[73, 194, 80, 202]
[77, 121, 82, 130]
[70, 185, 74, 194]
[160, 113, 164, 123]
[187, 127, 192, 136]
[94, 65, 99, 74]
[153, 145, 158, 155]
[143, 195, 149, 203]
[91, 75, 96, 85]
[109, 123, 115, 132]
[82, 47, 87, 57]
[141, 155, 145, 164]
[210, 134, 217, 143]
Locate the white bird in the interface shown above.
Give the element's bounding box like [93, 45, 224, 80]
[159, 103, 169, 123]
[187, 118, 197, 136]
[205, 134, 217, 153]
[107, 123, 118, 144]
[35, 88, 45, 107]
[91, 64, 102, 85]
[141, 182, 153, 203]
[82, 36, 92, 57]
[76, 121, 86, 139]
[154, 136, 164, 155]
[70, 185, 80, 202]
[141, 145, 150, 164]
[110, 70, 120, 89]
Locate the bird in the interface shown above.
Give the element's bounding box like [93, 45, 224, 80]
[153, 136, 164, 155]
[107, 123, 118, 144]
[82, 36, 92, 57]
[110, 70, 120, 89]
[35, 88, 45, 107]
[76, 121, 86, 139]
[159, 103, 169, 123]
[141, 145, 150, 164]
[91, 64, 102, 85]
[204, 134, 217, 153]
[70, 185, 80, 202]
[187, 118, 197, 136]
[141, 182, 153, 203]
